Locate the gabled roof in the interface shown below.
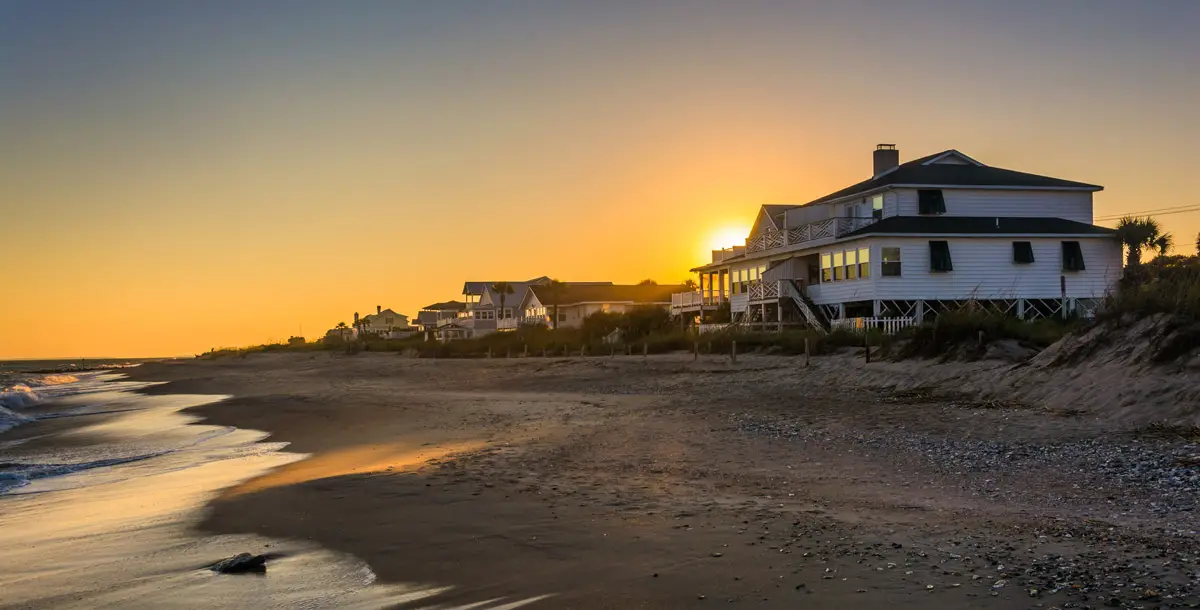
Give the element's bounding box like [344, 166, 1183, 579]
[463, 277, 555, 295]
[421, 300, 467, 311]
[843, 216, 1116, 237]
[527, 284, 685, 306]
[363, 308, 407, 320]
[802, 150, 1102, 208]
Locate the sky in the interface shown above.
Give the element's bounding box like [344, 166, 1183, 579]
[2, 0, 1198, 358]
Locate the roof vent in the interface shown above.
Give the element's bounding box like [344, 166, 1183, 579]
[874, 144, 899, 177]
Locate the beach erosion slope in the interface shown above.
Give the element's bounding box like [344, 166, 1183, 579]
[125, 346, 1200, 609]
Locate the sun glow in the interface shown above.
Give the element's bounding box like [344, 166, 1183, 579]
[708, 226, 750, 252]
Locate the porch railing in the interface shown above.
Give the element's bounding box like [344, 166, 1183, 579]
[829, 317, 915, 335]
[745, 216, 879, 254]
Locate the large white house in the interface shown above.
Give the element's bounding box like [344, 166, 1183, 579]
[676, 145, 1122, 330]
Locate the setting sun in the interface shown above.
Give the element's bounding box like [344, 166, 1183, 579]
[708, 226, 751, 253]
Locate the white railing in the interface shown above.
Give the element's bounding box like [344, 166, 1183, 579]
[698, 323, 731, 334]
[672, 291, 704, 309]
[746, 280, 780, 302]
[746, 216, 879, 254]
[829, 317, 915, 335]
[780, 280, 827, 333]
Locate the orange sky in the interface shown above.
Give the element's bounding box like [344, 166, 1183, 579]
[2, 2, 1198, 358]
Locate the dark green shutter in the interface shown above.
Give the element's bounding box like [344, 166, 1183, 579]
[918, 190, 946, 215]
[1012, 241, 1035, 264]
[929, 241, 953, 272]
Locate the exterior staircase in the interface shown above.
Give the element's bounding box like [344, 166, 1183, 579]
[783, 280, 829, 334]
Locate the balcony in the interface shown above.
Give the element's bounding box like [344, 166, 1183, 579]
[745, 216, 878, 254]
[497, 315, 549, 330]
[670, 291, 725, 314]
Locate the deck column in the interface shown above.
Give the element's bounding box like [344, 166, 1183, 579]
[873, 299, 881, 317]
[1016, 299, 1026, 320]
[915, 300, 926, 324]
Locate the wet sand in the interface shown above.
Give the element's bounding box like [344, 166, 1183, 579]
[127, 352, 1200, 608]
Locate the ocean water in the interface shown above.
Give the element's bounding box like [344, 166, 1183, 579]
[0, 366, 546, 609]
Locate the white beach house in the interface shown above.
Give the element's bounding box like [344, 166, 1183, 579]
[676, 145, 1122, 331]
[433, 277, 616, 339]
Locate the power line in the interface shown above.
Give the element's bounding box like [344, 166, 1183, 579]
[1095, 205, 1200, 222]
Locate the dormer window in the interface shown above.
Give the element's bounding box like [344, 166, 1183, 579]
[918, 190, 946, 215]
[872, 195, 884, 219]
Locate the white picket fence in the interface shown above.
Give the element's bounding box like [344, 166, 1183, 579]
[829, 317, 915, 335]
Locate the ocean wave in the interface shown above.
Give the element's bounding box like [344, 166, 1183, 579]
[0, 406, 32, 435]
[0, 385, 40, 409]
[0, 452, 168, 494]
[30, 374, 81, 387]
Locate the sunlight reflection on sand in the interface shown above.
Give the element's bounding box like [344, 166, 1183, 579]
[220, 440, 486, 498]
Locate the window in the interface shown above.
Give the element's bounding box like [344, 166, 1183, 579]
[858, 247, 870, 278]
[503, 308, 513, 319]
[832, 251, 844, 280]
[385, 317, 393, 325]
[821, 253, 832, 282]
[558, 312, 567, 322]
[918, 189, 946, 215]
[929, 241, 953, 272]
[1062, 241, 1085, 271]
[872, 195, 884, 219]
[882, 247, 902, 276]
[1013, 241, 1035, 264]
[844, 249, 858, 280]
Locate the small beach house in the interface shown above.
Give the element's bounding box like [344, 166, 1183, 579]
[675, 145, 1122, 332]
[519, 284, 684, 329]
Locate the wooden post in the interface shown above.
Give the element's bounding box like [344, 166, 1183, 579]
[731, 340, 737, 364]
[978, 330, 985, 348]
[542, 348, 547, 358]
[506, 348, 511, 359]
[610, 345, 615, 358]
[582, 345, 588, 357]
[864, 333, 871, 364]
[693, 340, 699, 361]
[523, 344, 528, 358]
[804, 337, 810, 368]
[642, 342, 648, 358]
[487, 347, 492, 359]
[563, 345, 568, 357]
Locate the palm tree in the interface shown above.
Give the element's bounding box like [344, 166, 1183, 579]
[1116, 216, 1172, 267]
[681, 278, 698, 291]
[491, 282, 515, 325]
[335, 321, 347, 329]
[637, 279, 658, 285]
[545, 279, 566, 330]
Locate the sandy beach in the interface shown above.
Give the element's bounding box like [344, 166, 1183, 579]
[109, 351, 1200, 609]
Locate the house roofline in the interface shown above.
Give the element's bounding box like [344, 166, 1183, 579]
[920, 150, 984, 166]
[690, 231, 1115, 271]
[803, 183, 1102, 210]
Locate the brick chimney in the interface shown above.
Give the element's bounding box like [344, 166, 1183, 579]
[873, 143, 899, 177]
[376, 305, 381, 314]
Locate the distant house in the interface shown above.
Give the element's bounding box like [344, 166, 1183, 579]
[519, 283, 684, 329]
[416, 301, 467, 334]
[359, 306, 413, 335]
[435, 277, 614, 339]
[323, 326, 357, 342]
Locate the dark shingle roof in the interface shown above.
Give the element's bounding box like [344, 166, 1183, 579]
[844, 216, 1116, 237]
[802, 150, 1101, 207]
[421, 300, 467, 311]
[529, 284, 685, 306]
